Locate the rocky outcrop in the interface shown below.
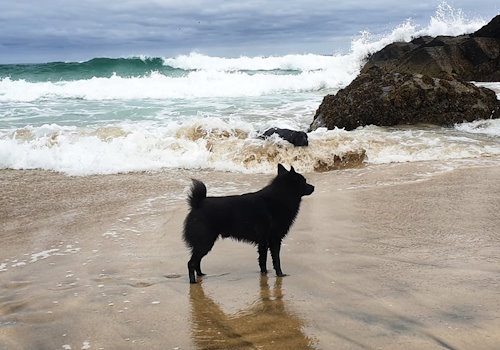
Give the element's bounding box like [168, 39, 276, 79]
[361, 15, 500, 81]
[260, 128, 309, 146]
[473, 14, 500, 38]
[310, 67, 499, 131]
[310, 15, 500, 131]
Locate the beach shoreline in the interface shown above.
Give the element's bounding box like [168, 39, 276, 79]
[1, 160, 499, 349]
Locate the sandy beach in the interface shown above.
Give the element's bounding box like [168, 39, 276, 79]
[1, 160, 499, 349]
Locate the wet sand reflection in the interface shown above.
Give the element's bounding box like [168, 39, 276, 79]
[189, 276, 315, 349]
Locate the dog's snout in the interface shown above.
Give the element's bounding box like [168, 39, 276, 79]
[304, 184, 314, 195]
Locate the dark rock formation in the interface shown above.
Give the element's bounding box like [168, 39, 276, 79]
[361, 15, 500, 81]
[310, 16, 500, 131]
[310, 67, 499, 131]
[260, 128, 309, 146]
[313, 150, 366, 172]
[473, 14, 500, 38]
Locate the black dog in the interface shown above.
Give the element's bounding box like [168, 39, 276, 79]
[183, 164, 314, 283]
[261, 128, 309, 147]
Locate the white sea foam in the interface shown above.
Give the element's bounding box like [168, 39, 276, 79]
[0, 66, 352, 102]
[1, 119, 500, 176]
[454, 118, 500, 137]
[418, 2, 486, 37]
[163, 52, 349, 72]
[30, 249, 60, 263]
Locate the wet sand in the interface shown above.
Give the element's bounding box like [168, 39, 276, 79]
[1, 161, 499, 349]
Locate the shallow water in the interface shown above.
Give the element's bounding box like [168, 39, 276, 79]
[1, 160, 499, 349]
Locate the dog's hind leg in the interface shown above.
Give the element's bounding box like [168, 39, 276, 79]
[188, 252, 199, 284]
[270, 240, 286, 277]
[196, 259, 206, 276]
[188, 251, 207, 283]
[258, 242, 268, 274]
[188, 250, 207, 283]
[187, 243, 214, 283]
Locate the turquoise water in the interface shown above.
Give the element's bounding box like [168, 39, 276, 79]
[0, 57, 186, 82]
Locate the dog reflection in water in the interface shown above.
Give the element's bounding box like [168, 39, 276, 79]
[189, 276, 315, 350]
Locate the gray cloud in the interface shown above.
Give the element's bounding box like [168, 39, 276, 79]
[0, 0, 498, 63]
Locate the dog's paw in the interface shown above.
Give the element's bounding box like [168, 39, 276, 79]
[276, 272, 288, 277]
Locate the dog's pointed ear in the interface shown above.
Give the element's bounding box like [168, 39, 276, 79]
[290, 166, 296, 173]
[277, 163, 288, 175]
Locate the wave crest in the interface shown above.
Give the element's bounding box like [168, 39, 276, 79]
[0, 69, 341, 101]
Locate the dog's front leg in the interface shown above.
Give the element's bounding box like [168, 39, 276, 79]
[258, 242, 268, 274]
[270, 240, 287, 277]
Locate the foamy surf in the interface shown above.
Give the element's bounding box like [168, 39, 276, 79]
[2, 118, 500, 176]
[0, 69, 347, 102]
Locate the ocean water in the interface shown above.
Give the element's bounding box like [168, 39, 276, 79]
[1, 5, 499, 176]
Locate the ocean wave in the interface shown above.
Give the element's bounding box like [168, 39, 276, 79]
[2, 119, 499, 176]
[0, 57, 183, 82]
[163, 53, 344, 72]
[0, 69, 352, 101]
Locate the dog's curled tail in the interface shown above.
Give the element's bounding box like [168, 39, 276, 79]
[188, 179, 207, 209]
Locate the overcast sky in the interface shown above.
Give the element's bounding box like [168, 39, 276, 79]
[0, 0, 498, 63]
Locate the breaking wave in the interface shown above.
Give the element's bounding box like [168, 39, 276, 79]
[2, 119, 500, 176]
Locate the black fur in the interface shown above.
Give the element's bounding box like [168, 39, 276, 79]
[188, 179, 207, 209]
[261, 128, 309, 147]
[183, 164, 314, 283]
